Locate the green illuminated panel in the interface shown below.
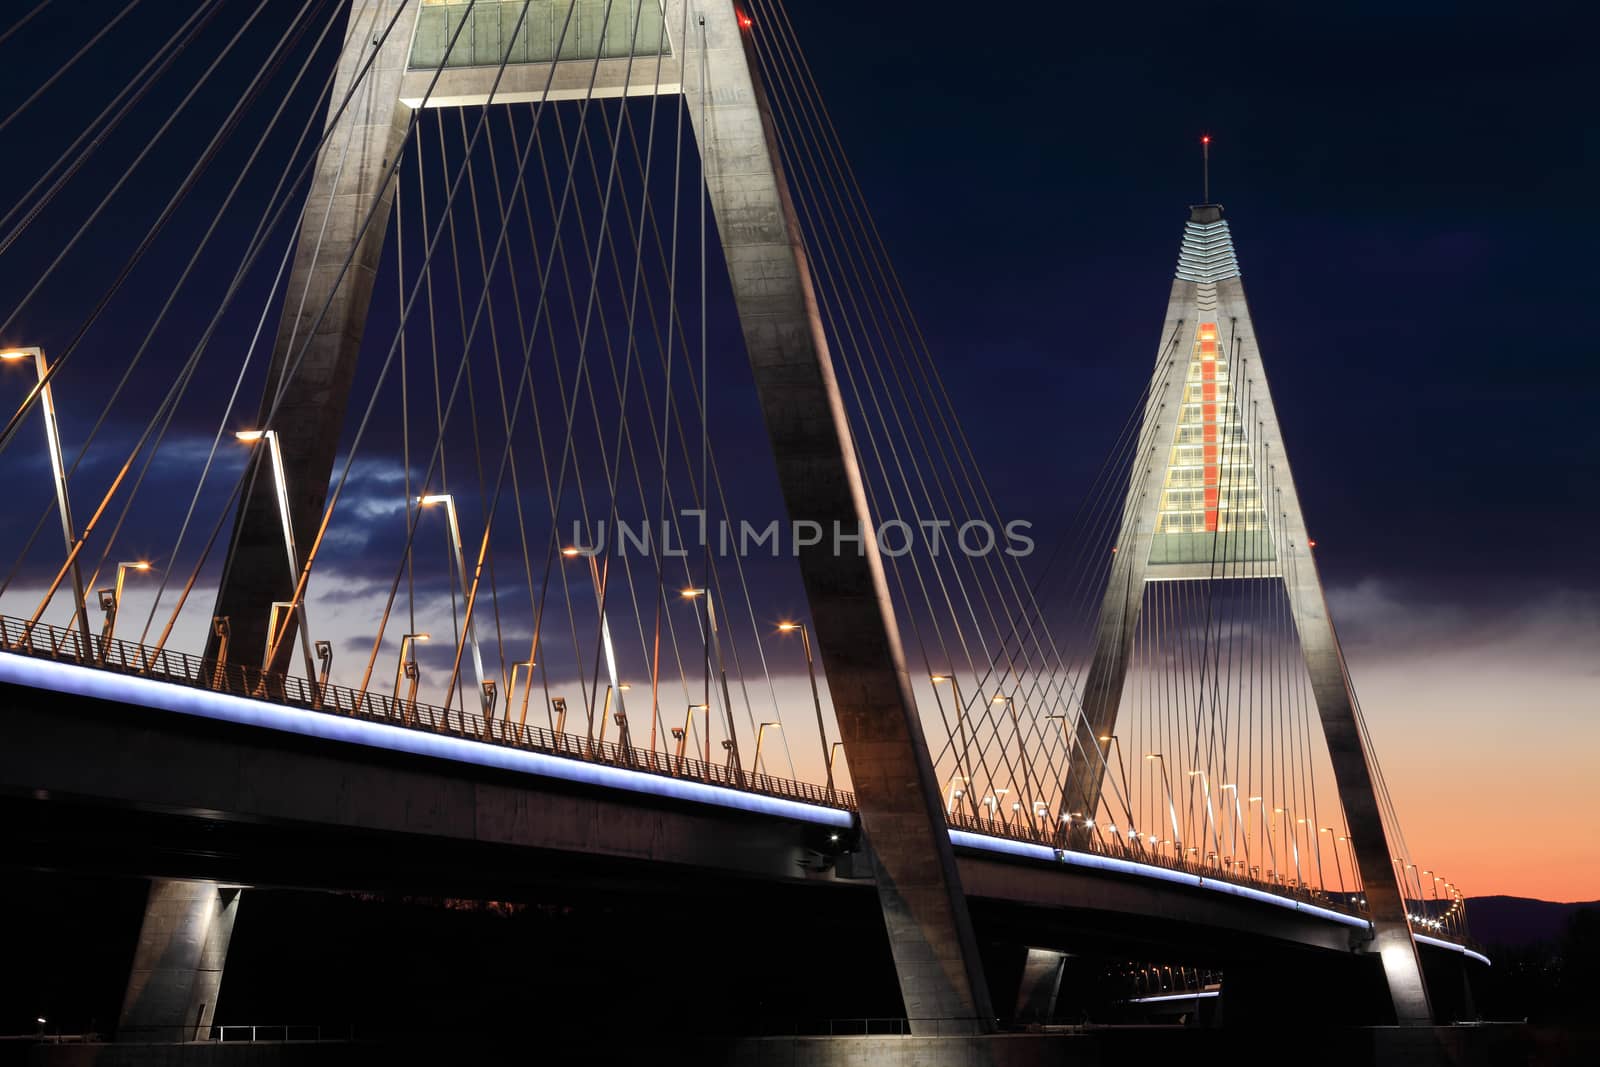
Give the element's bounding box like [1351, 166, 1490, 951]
[409, 0, 669, 71]
[1149, 321, 1275, 566]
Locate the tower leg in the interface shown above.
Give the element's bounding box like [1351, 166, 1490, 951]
[1013, 948, 1067, 1025]
[210, 0, 421, 673]
[1294, 594, 1433, 1024]
[669, 1, 993, 1032]
[117, 880, 241, 1042]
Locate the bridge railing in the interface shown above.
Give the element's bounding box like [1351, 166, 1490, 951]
[944, 807, 1373, 921]
[1, 613, 1482, 944]
[0, 614, 855, 814]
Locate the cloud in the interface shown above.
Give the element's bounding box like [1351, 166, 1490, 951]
[1327, 578, 1600, 669]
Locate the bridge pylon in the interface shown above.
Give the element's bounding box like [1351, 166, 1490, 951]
[210, 0, 992, 1033]
[1060, 202, 1432, 1024]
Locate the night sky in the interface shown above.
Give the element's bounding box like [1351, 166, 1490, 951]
[790, 0, 1599, 898]
[1, 1, 1595, 899]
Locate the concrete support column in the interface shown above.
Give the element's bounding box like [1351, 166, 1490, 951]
[1012, 948, 1067, 1025]
[210, 0, 422, 673]
[117, 879, 241, 1042]
[667, 1, 992, 1032]
[1061, 299, 1193, 838]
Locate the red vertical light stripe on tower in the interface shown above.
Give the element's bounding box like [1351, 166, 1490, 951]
[1199, 323, 1219, 532]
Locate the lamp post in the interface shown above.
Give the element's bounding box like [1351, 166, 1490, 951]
[235, 430, 317, 680]
[1144, 753, 1182, 858]
[421, 493, 488, 718]
[1249, 796, 1277, 883]
[2, 346, 92, 652]
[681, 587, 740, 775]
[97, 560, 152, 659]
[753, 721, 782, 776]
[1338, 835, 1360, 895]
[777, 621, 832, 794]
[1299, 818, 1326, 890]
[392, 632, 429, 713]
[509, 659, 536, 728]
[677, 703, 709, 772]
[598, 683, 632, 749]
[930, 674, 973, 805]
[1274, 807, 1303, 888]
[993, 693, 1032, 817]
[828, 741, 845, 784]
[1220, 784, 1250, 872]
[1326, 832, 1349, 895]
[313, 639, 333, 710]
[1187, 769, 1223, 868]
[565, 547, 631, 752]
[1097, 732, 1137, 832]
[944, 775, 969, 816]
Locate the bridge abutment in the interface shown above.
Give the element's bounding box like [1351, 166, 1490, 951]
[117, 879, 241, 1043]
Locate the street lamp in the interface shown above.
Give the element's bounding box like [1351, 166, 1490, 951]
[992, 693, 1033, 817]
[1324, 831, 1347, 894]
[1299, 817, 1326, 890]
[777, 621, 833, 794]
[598, 682, 633, 749]
[1274, 807, 1304, 888]
[1187, 770, 1223, 867]
[753, 721, 782, 775]
[509, 659, 536, 728]
[676, 702, 710, 771]
[930, 673, 974, 800]
[97, 560, 152, 659]
[1096, 732, 1137, 833]
[944, 775, 969, 815]
[392, 632, 429, 712]
[1219, 784, 1250, 872]
[3, 346, 91, 651]
[420, 493, 488, 718]
[564, 545, 631, 751]
[829, 740, 846, 784]
[236, 430, 316, 680]
[682, 587, 740, 774]
[1337, 835, 1360, 894]
[1249, 797, 1279, 883]
[1144, 753, 1182, 857]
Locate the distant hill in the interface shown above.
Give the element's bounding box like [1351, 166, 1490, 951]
[1466, 896, 1600, 947]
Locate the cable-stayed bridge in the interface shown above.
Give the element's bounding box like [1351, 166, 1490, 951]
[0, 0, 1484, 1048]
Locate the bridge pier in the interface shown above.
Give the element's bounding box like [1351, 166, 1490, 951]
[117, 879, 241, 1042]
[1011, 948, 1067, 1025]
[209, 0, 420, 674]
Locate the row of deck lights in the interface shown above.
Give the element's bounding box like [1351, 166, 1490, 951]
[1, 348, 812, 777]
[7, 347, 1462, 919]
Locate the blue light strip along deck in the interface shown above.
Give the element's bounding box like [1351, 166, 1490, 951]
[0, 651, 1490, 965]
[0, 652, 851, 829]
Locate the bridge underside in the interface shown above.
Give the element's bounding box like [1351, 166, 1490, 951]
[0, 673, 1483, 1031]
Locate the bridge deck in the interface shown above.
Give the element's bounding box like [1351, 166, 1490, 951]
[0, 615, 1485, 968]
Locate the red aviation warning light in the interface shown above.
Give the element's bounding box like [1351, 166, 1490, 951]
[738, 11, 753, 29]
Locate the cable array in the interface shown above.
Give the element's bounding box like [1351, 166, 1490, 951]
[0, 0, 1464, 918]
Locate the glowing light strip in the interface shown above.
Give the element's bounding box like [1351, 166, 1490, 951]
[0, 653, 1492, 968]
[1415, 934, 1491, 967]
[0, 652, 852, 829]
[949, 829, 1371, 929]
[1127, 990, 1220, 1004]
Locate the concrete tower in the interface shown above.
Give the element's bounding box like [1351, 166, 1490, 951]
[1060, 201, 1434, 1025]
[206, 0, 991, 1033]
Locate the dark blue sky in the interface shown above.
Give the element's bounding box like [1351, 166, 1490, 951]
[1, 0, 1594, 624]
[787, 0, 1597, 606]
